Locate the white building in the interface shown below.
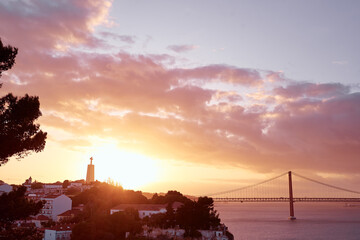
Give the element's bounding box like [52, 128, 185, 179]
[44, 225, 73, 240]
[67, 182, 90, 193]
[31, 214, 50, 228]
[142, 227, 185, 239]
[69, 182, 82, 188]
[142, 227, 230, 240]
[110, 204, 167, 219]
[199, 230, 229, 240]
[40, 195, 72, 221]
[44, 184, 63, 194]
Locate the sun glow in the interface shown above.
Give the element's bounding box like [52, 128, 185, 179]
[91, 143, 159, 190]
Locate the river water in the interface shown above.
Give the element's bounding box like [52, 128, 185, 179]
[214, 202, 360, 240]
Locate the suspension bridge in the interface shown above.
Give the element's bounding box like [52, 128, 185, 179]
[208, 171, 360, 220]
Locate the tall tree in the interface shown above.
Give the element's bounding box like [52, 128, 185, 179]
[0, 38, 47, 165]
[0, 186, 44, 239]
[72, 211, 142, 240]
[0, 186, 44, 226]
[0, 38, 17, 78]
[175, 197, 220, 236]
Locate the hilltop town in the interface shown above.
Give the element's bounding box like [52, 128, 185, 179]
[0, 159, 233, 240]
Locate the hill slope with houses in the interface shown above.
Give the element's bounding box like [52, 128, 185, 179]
[0, 178, 233, 240]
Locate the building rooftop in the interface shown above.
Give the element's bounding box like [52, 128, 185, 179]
[58, 209, 81, 217]
[42, 194, 62, 199]
[46, 224, 74, 231]
[36, 214, 50, 220]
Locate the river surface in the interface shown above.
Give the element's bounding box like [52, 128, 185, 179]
[214, 202, 360, 240]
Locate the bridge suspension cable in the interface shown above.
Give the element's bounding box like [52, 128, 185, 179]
[206, 171, 288, 197]
[292, 172, 360, 195]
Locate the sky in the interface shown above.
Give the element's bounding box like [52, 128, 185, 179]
[0, 0, 359, 195]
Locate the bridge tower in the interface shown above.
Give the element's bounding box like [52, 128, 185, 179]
[288, 171, 296, 220]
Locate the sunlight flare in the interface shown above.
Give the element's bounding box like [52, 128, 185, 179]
[92, 143, 159, 190]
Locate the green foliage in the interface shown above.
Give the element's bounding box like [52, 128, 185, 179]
[30, 182, 43, 189]
[150, 190, 190, 204]
[0, 224, 43, 240]
[226, 230, 235, 240]
[176, 196, 220, 234]
[71, 186, 222, 239]
[165, 202, 176, 228]
[62, 180, 70, 188]
[148, 196, 221, 237]
[183, 229, 202, 238]
[66, 187, 81, 196]
[144, 212, 167, 229]
[71, 221, 95, 240]
[0, 186, 44, 227]
[72, 182, 148, 218]
[72, 211, 142, 240]
[41, 219, 55, 228]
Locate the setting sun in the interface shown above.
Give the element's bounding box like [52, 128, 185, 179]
[91, 143, 159, 190]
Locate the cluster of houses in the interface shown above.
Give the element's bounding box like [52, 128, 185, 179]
[110, 203, 230, 240]
[1, 178, 230, 240]
[1, 177, 86, 240]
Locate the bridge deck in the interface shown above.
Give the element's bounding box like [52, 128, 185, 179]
[213, 197, 360, 202]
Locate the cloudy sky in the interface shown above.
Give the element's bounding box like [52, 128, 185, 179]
[0, 0, 359, 195]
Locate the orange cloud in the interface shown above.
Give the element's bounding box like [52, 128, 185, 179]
[0, 0, 112, 51]
[0, 0, 359, 178]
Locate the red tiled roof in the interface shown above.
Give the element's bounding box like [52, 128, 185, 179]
[58, 209, 81, 217]
[46, 224, 74, 231]
[36, 215, 50, 220]
[58, 210, 72, 217]
[42, 193, 68, 199]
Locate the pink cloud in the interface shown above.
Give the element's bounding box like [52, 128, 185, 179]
[171, 65, 262, 86]
[0, 0, 112, 51]
[0, 0, 359, 178]
[262, 92, 360, 171]
[274, 82, 350, 99]
[2, 51, 359, 174]
[99, 32, 136, 44]
[167, 44, 198, 53]
[266, 71, 287, 83]
[213, 91, 243, 103]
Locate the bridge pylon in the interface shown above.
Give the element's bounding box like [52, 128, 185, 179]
[288, 171, 296, 220]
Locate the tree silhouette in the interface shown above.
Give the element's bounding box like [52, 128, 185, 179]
[0, 38, 17, 79]
[0, 186, 44, 227]
[72, 211, 142, 240]
[0, 186, 44, 239]
[0, 38, 47, 165]
[62, 179, 70, 188]
[175, 197, 220, 237]
[150, 190, 190, 204]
